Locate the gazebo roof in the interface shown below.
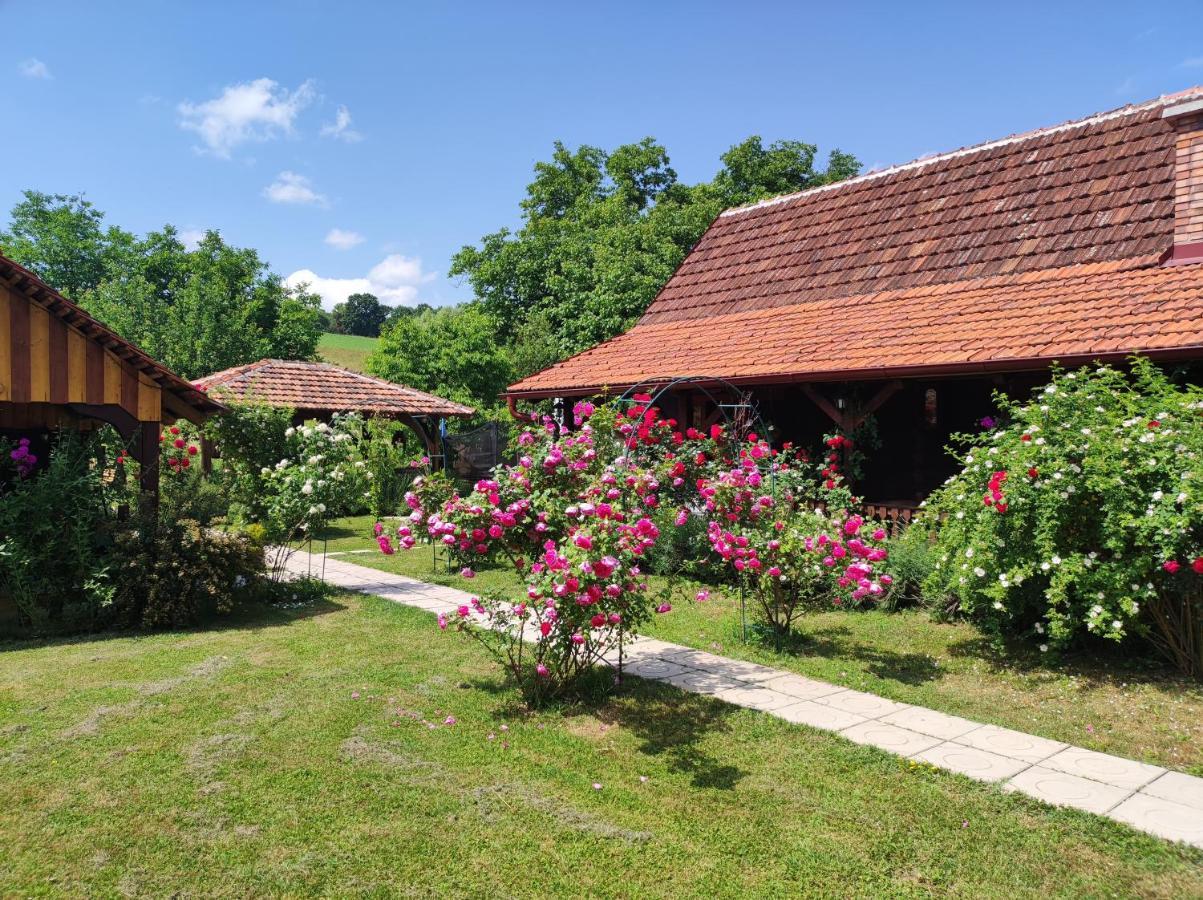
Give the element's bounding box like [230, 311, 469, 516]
[0, 253, 223, 422]
[193, 359, 474, 418]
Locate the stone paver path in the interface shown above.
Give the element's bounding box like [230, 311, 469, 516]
[282, 549, 1203, 850]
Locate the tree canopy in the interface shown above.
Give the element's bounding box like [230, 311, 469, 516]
[365, 305, 512, 414]
[449, 136, 859, 378]
[331, 292, 389, 337]
[0, 191, 323, 379]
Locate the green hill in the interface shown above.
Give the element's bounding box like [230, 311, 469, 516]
[317, 332, 378, 373]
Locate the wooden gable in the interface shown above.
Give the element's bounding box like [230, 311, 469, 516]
[0, 283, 160, 423]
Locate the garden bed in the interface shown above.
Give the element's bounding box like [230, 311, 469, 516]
[315, 515, 1203, 775]
[2, 590, 1201, 896]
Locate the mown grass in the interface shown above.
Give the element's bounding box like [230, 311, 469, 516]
[317, 332, 378, 373]
[318, 515, 1203, 775]
[2, 590, 1202, 897]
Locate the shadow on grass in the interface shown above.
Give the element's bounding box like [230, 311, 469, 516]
[600, 679, 746, 789]
[0, 595, 348, 654]
[746, 622, 945, 687]
[460, 664, 747, 790]
[943, 632, 1203, 694]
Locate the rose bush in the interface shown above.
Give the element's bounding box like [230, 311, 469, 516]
[383, 396, 882, 699]
[699, 438, 890, 635]
[260, 415, 368, 574]
[922, 359, 1203, 675]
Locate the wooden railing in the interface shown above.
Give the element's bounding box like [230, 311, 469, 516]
[861, 503, 923, 537]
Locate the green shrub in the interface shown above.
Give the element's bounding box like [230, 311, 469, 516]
[0, 431, 130, 631]
[113, 517, 264, 629]
[205, 399, 294, 523]
[881, 523, 935, 610]
[923, 359, 1203, 675]
[363, 417, 421, 517]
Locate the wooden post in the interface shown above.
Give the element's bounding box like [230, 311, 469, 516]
[200, 436, 214, 475]
[137, 422, 160, 513]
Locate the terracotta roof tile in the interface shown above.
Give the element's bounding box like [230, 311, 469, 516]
[194, 359, 473, 418]
[510, 89, 1203, 397]
[507, 260, 1203, 396]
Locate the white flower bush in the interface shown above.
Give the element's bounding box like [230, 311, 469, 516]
[924, 359, 1203, 675]
[262, 413, 367, 545]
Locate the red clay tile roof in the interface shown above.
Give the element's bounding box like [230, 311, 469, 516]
[194, 359, 474, 418]
[508, 88, 1203, 397]
[507, 259, 1203, 395]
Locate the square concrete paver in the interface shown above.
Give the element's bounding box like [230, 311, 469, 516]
[952, 724, 1067, 764]
[1109, 793, 1203, 849]
[879, 706, 981, 741]
[759, 674, 846, 701]
[1141, 771, 1203, 811]
[814, 689, 909, 719]
[667, 649, 783, 683]
[713, 684, 800, 712]
[912, 741, 1031, 783]
[1041, 747, 1165, 791]
[772, 700, 867, 732]
[840, 721, 943, 756]
[623, 657, 694, 680]
[1004, 766, 1133, 815]
[662, 669, 744, 695]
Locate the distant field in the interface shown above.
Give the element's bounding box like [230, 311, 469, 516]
[318, 332, 378, 372]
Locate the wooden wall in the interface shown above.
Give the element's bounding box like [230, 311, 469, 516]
[0, 284, 160, 423]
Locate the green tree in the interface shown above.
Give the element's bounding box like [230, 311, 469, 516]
[450, 136, 859, 370]
[383, 302, 434, 329]
[0, 191, 135, 299]
[1, 193, 323, 379]
[365, 304, 512, 413]
[331, 292, 390, 337]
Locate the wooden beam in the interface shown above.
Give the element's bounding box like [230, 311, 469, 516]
[845, 380, 904, 431]
[799, 383, 845, 428]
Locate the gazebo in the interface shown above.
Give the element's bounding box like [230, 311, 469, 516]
[0, 253, 224, 497]
[194, 359, 474, 463]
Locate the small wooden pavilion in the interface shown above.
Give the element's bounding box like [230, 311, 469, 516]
[193, 359, 473, 463]
[0, 254, 224, 495]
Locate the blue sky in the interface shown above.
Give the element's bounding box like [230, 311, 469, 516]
[3, 1, 1202, 310]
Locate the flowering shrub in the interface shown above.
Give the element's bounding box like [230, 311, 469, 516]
[160, 424, 200, 474]
[389, 399, 739, 700]
[112, 515, 264, 628]
[204, 399, 295, 523]
[700, 439, 890, 634]
[260, 415, 368, 557]
[923, 359, 1203, 675]
[8, 438, 38, 478]
[385, 395, 878, 697]
[0, 431, 130, 630]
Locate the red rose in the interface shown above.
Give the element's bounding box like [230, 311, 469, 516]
[1192, 557, 1203, 575]
[1028, 467, 1038, 478]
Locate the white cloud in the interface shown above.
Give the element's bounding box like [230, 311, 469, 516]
[178, 77, 314, 158]
[320, 105, 362, 142]
[179, 228, 206, 250]
[263, 171, 327, 206]
[19, 58, 51, 79]
[285, 254, 437, 309]
[324, 228, 365, 250]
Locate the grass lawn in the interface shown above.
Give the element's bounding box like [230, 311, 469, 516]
[314, 515, 1203, 776]
[3, 591, 1202, 897]
[317, 332, 378, 373]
